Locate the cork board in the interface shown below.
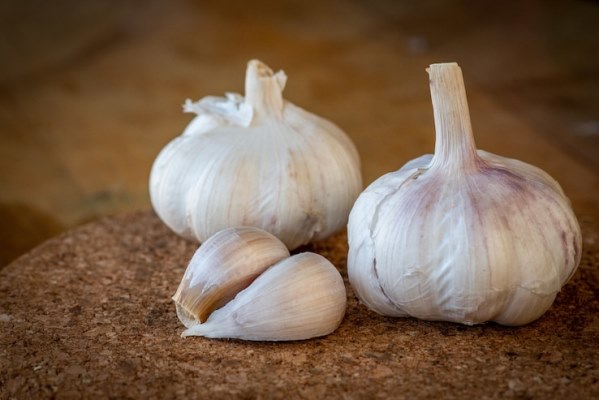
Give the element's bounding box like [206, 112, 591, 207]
[1, 211, 598, 399]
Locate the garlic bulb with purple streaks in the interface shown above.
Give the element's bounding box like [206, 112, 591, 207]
[347, 63, 581, 326]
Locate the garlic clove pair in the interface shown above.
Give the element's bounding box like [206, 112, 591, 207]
[347, 63, 582, 326]
[150, 60, 362, 250]
[182, 252, 347, 341]
[172, 227, 290, 325]
[173, 227, 347, 341]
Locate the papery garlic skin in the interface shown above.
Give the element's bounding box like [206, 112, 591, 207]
[348, 63, 581, 326]
[150, 60, 362, 250]
[173, 227, 347, 341]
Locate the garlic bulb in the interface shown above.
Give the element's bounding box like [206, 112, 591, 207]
[150, 59, 362, 250]
[173, 226, 347, 341]
[347, 63, 582, 326]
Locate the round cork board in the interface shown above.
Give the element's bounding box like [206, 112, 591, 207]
[1, 211, 598, 399]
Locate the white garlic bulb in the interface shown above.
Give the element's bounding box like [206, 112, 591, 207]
[150, 60, 362, 250]
[348, 63, 582, 326]
[173, 226, 347, 341]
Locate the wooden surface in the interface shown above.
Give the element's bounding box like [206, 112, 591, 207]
[1, 211, 598, 399]
[0, 0, 598, 266]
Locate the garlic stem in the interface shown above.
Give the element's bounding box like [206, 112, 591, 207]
[428, 63, 479, 173]
[244, 59, 285, 117]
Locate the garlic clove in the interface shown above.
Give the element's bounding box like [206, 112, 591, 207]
[348, 63, 582, 326]
[182, 252, 347, 341]
[346, 170, 419, 318]
[172, 227, 290, 325]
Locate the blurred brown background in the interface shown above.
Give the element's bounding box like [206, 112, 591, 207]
[1, 0, 598, 267]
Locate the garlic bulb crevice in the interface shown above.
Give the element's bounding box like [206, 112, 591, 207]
[173, 227, 347, 341]
[348, 62, 582, 326]
[150, 59, 362, 250]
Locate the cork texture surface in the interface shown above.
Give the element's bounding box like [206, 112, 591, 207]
[1, 211, 598, 399]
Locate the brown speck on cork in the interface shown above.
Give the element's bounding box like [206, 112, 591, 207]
[481, 166, 526, 193]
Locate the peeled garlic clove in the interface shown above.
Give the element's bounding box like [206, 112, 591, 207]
[182, 252, 347, 341]
[172, 227, 290, 325]
[150, 59, 362, 250]
[348, 63, 582, 326]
